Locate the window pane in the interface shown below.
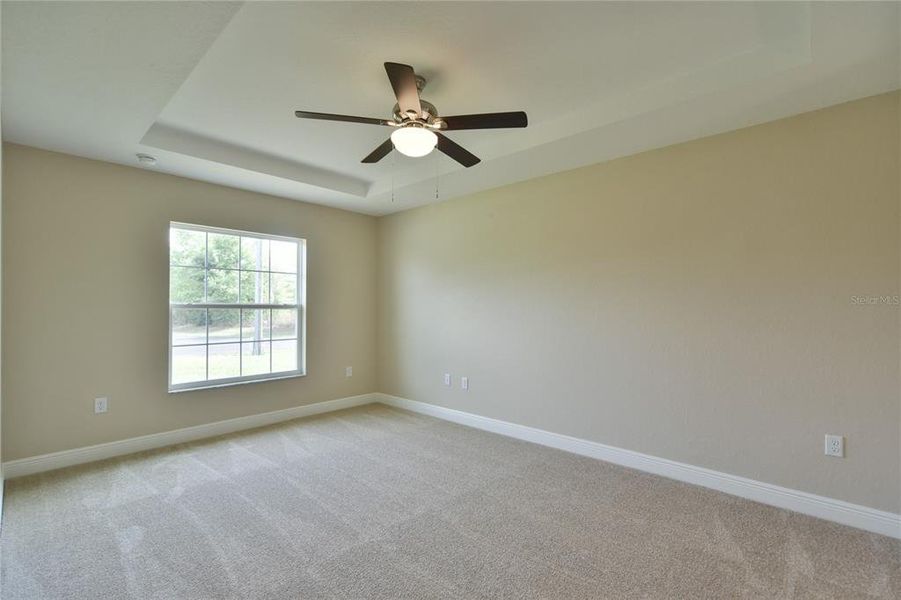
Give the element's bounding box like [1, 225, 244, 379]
[169, 224, 303, 390]
[271, 273, 297, 304]
[207, 233, 239, 269]
[208, 308, 240, 343]
[207, 269, 239, 303]
[208, 343, 240, 380]
[172, 308, 207, 346]
[170, 267, 205, 303]
[271, 309, 296, 340]
[241, 309, 271, 342]
[172, 345, 207, 384]
[240, 237, 269, 271]
[270, 240, 297, 273]
[272, 340, 297, 373]
[239, 271, 270, 304]
[170, 228, 205, 267]
[242, 341, 271, 376]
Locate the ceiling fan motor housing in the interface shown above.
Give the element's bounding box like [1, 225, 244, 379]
[392, 99, 442, 127]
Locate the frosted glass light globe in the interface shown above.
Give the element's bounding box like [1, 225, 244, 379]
[390, 126, 438, 158]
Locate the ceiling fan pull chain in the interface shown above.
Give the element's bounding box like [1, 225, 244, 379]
[434, 152, 440, 200]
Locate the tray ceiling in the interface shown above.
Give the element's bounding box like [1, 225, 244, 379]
[3, 2, 899, 215]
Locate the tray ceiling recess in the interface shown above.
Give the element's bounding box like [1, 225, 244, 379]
[3, 2, 899, 215]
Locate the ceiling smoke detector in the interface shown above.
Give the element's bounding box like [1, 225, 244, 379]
[136, 153, 157, 166]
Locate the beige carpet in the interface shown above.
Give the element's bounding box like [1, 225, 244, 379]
[1, 404, 898, 599]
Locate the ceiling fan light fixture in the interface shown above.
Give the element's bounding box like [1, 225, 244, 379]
[390, 125, 438, 158]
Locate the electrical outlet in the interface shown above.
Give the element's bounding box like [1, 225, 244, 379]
[461, 376, 469, 391]
[94, 397, 108, 414]
[444, 373, 451, 386]
[825, 434, 844, 458]
[345, 366, 353, 377]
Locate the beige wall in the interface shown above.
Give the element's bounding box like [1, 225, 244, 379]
[2, 144, 377, 460]
[0, 2, 4, 477]
[377, 92, 901, 513]
[0, 4, 3, 476]
[2, 92, 898, 514]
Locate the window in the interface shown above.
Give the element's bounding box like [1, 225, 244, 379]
[168, 222, 305, 391]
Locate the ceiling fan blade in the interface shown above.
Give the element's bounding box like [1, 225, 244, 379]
[435, 132, 480, 168]
[441, 111, 528, 130]
[361, 138, 394, 163]
[295, 111, 391, 126]
[384, 62, 422, 118]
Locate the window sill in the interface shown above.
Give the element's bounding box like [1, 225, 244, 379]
[168, 371, 306, 394]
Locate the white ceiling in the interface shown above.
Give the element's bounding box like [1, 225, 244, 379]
[3, 2, 899, 216]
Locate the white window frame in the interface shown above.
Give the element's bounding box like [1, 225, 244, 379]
[168, 222, 307, 392]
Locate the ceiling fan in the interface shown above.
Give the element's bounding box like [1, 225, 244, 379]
[295, 62, 527, 168]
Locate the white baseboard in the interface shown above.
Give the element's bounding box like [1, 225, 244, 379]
[3, 391, 896, 539]
[1, 393, 379, 479]
[377, 394, 901, 540]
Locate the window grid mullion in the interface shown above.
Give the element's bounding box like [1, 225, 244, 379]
[169, 264, 297, 276]
[238, 237, 242, 307]
[205, 307, 210, 381]
[171, 303, 297, 310]
[172, 338, 296, 349]
[203, 232, 209, 303]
